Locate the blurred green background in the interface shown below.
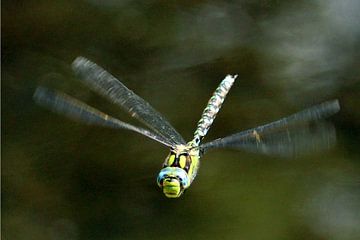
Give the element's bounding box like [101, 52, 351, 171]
[2, 1, 360, 239]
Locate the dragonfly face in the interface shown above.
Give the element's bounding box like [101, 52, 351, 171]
[157, 145, 201, 198]
[157, 167, 190, 198]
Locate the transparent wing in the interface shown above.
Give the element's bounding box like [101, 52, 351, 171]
[34, 86, 174, 147]
[71, 57, 186, 145]
[200, 100, 340, 157]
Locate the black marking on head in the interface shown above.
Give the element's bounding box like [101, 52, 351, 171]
[169, 153, 188, 168]
[170, 156, 179, 167]
[183, 154, 192, 172]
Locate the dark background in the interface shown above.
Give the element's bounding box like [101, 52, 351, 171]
[3, 1, 360, 239]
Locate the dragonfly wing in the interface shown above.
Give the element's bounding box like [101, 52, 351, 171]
[201, 122, 336, 157]
[71, 57, 186, 145]
[34, 86, 174, 147]
[200, 100, 340, 157]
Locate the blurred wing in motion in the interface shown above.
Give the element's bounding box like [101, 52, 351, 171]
[33, 86, 174, 147]
[71, 57, 186, 145]
[200, 100, 340, 157]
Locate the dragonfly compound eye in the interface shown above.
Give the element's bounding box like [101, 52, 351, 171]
[156, 173, 167, 187]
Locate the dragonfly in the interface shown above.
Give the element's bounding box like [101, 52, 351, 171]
[34, 56, 340, 198]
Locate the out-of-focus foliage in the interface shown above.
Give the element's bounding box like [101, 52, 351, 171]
[2, 0, 360, 240]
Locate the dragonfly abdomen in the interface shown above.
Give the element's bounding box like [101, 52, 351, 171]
[192, 75, 237, 146]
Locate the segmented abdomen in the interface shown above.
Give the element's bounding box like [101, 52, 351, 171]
[192, 75, 237, 146]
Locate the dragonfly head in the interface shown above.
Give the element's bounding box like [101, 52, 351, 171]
[157, 167, 190, 198]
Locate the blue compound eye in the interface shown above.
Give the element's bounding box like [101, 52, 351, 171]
[157, 173, 166, 187]
[178, 177, 185, 186]
[177, 174, 189, 188]
[157, 167, 190, 189]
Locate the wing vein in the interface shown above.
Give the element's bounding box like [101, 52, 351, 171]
[33, 86, 174, 147]
[200, 100, 340, 157]
[71, 57, 185, 145]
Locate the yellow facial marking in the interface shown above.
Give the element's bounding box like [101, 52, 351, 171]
[179, 155, 186, 168]
[163, 178, 181, 198]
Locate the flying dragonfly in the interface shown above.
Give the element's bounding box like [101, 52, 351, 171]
[34, 57, 340, 198]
